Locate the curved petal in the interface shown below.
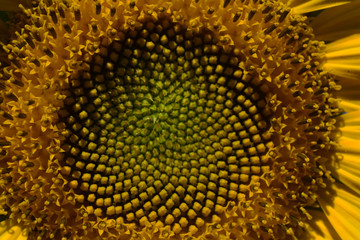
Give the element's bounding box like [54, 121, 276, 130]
[331, 152, 360, 195]
[287, 0, 351, 15]
[324, 34, 360, 80]
[341, 125, 360, 138]
[340, 100, 360, 113]
[318, 182, 360, 240]
[333, 113, 360, 195]
[306, 209, 342, 240]
[341, 110, 360, 127]
[338, 136, 360, 154]
[324, 62, 360, 80]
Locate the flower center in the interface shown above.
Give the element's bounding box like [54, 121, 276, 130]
[60, 15, 272, 232]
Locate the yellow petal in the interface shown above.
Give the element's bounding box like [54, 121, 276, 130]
[334, 120, 360, 195]
[340, 100, 360, 113]
[306, 209, 341, 240]
[324, 34, 360, 80]
[323, 62, 360, 80]
[338, 136, 360, 154]
[342, 110, 360, 126]
[311, 1, 360, 41]
[325, 34, 360, 53]
[287, 0, 351, 15]
[326, 48, 360, 59]
[330, 152, 360, 195]
[341, 125, 360, 138]
[318, 182, 360, 240]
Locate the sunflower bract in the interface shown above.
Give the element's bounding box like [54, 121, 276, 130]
[0, 0, 342, 239]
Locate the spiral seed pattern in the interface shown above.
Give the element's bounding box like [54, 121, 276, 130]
[60, 17, 272, 232]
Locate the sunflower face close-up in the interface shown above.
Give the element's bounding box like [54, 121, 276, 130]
[0, 0, 360, 240]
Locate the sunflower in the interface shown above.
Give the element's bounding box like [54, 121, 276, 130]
[0, 0, 359, 239]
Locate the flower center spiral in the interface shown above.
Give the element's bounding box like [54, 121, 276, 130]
[60, 15, 272, 233]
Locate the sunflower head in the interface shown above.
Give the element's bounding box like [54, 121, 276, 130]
[0, 0, 358, 239]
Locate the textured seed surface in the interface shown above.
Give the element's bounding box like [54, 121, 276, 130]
[60, 17, 271, 230]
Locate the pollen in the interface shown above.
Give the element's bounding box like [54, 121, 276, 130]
[0, 0, 342, 239]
